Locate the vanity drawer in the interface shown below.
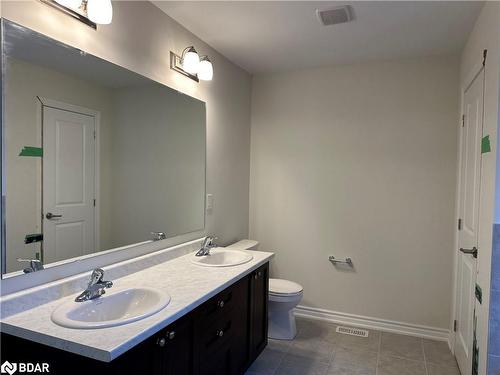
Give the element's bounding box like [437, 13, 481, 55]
[197, 276, 248, 324]
[196, 296, 249, 368]
[198, 314, 234, 356]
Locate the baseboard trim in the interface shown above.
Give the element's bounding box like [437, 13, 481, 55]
[294, 305, 450, 343]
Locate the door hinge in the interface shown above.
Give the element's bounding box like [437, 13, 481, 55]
[93, 199, 96, 207]
[93, 131, 96, 139]
[458, 218, 462, 231]
[483, 49, 488, 67]
[462, 115, 465, 127]
[453, 320, 457, 332]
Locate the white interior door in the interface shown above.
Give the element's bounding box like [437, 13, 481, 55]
[454, 68, 484, 375]
[43, 105, 95, 264]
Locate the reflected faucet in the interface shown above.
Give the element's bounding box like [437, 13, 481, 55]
[151, 232, 167, 241]
[17, 258, 44, 273]
[75, 268, 113, 302]
[195, 236, 218, 256]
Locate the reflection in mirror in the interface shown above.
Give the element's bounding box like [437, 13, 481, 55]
[1, 20, 206, 276]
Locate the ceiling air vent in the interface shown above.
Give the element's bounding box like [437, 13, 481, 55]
[316, 5, 354, 26]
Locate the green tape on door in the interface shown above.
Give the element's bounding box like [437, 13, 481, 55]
[19, 146, 43, 157]
[481, 135, 491, 154]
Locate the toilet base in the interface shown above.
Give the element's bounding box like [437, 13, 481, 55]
[268, 309, 297, 340]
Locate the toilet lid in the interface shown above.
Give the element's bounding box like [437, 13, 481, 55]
[269, 278, 303, 296]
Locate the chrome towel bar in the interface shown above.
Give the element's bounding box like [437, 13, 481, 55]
[328, 256, 353, 267]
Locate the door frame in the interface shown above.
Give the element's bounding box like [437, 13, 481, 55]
[450, 57, 485, 355]
[37, 97, 101, 256]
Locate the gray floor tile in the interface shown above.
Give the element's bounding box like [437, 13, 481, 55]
[331, 347, 378, 371]
[337, 329, 381, 353]
[327, 364, 375, 375]
[275, 353, 330, 375]
[380, 332, 424, 361]
[246, 347, 286, 375]
[377, 355, 426, 375]
[427, 364, 461, 375]
[295, 318, 340, 342]
[288, 339, 336, 363]
[264, 319, 463, 375]
[423, 339, 458, 368]
[267, 338, 293, 354]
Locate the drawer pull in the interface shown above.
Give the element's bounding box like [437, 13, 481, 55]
[157, 338, 166, 347]
[217, 300, 225, 308]
[216, 329, 224, 337]
[168, 331, 175, 340]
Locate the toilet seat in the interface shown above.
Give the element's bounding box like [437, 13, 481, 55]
[269, 278, 303, 296]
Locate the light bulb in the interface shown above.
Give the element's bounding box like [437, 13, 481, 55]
[198, 56, 213, 81]
[55, 0, 82, 10]
[87, 0, 113, 25]
[182, 47, 200, 74]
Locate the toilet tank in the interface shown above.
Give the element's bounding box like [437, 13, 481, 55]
[226, 239, 259, 251]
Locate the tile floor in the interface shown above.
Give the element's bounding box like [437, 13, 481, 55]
[246, 318, 460, 375]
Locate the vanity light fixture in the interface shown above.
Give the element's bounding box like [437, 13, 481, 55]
[41, 0, 113, 29]
[170, 46, 214, 82]
[197, 56, 214, 81]
[182, 46, 201, 74]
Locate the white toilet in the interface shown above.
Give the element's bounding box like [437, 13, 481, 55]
[227, 239, 303, 340]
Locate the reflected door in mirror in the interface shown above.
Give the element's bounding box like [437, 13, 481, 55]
[43, 105, 96, 264]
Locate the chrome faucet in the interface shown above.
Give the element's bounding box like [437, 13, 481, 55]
[75, 268, 113, 302]
[195, 236, 218, 256]
[151, 231, 167, 241]
[17, 258, 44, 273]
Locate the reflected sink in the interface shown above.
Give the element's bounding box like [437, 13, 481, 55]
[191, 249, 253, 267]
[51, 287, 170, 329]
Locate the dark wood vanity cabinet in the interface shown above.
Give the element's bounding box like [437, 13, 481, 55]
[1, 262, 269, 375]
[249, 264, 269, 359]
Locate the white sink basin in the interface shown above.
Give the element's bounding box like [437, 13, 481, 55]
[191, 249, 253, 267]
[51, 287, 170, 329]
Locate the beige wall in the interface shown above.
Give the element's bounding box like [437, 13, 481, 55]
[0, 1, 252, 253]
[250, 56, 459, 329]
[458, 3, 500, 374]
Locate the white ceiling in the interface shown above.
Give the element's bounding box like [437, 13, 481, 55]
[153, 1, 483, 74]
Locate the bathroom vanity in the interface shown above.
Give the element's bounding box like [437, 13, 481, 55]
[1, 250, 270, 375]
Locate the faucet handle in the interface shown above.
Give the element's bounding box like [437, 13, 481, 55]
[151, 232, 167, 241]
[208, 236, 218, 247]
[89, 268, 105, 286]
[17, 258, 44, 273]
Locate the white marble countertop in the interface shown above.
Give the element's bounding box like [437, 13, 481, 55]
[0, 249, 273, 362]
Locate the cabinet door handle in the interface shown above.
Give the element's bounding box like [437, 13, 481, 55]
[167, 331, 175, 340]
[216, 329, 224, 337]
[157, 338, 166, 347]
[217, 300, 224, 308]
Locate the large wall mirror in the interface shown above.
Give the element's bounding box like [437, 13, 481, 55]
[1, 20, 206, 277]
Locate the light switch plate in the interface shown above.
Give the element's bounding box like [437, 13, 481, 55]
[206, 194, 214, 213]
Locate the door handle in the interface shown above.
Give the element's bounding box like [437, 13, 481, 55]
[46, 212, 62, 220]
[459, 247, 478, 258]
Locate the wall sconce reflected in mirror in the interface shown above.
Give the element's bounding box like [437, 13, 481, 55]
[40, 0, 113, 29]
[170, 46, 214, 82]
